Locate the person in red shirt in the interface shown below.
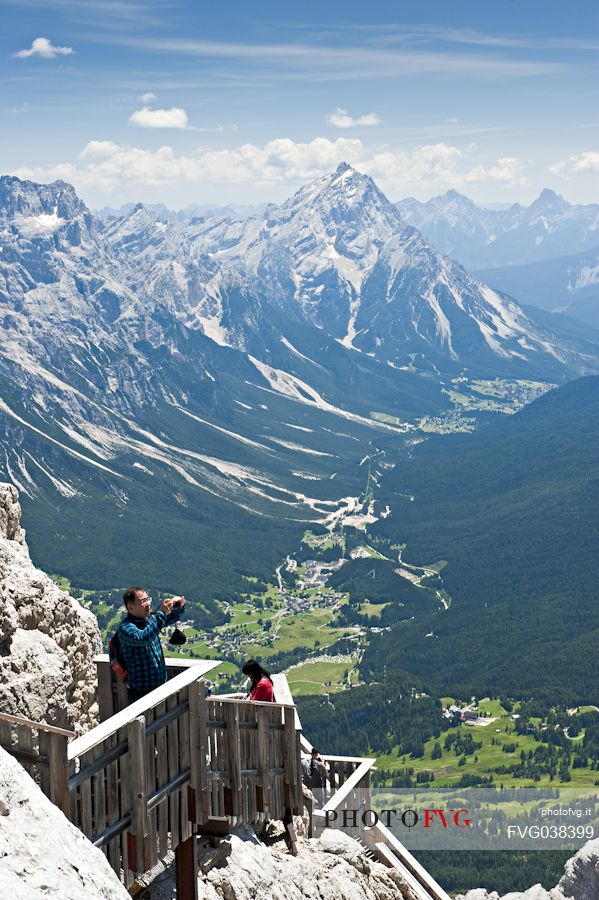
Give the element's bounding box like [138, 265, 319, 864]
[242, 659, 274, 702]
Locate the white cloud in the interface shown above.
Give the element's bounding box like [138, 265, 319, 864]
[195, 123, 238, 133]
[140, 92, 158, 103]
[129, 106, 189, 129]
[465, 156, 526, 184]
[328, 108, 381, 128]
[198, 137, 364, 183]
[11, 136, 528, 199]
[549, 151, 599, 177]
[79, 140, 121, 160]
[13, 37, 74, 59]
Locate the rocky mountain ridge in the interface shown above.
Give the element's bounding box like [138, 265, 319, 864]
[0, 483, 100, 731]
[397, 188, 599, 270]
[1, 168, 599, 599]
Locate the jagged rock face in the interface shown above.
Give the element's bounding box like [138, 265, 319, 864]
[0, 746, 130, 899]
[0, 483, 101, 731]
[143, 826, 415, 900]
[457, 838, 599, 900]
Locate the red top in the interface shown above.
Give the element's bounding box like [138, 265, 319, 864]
[249, 677, 274, 702]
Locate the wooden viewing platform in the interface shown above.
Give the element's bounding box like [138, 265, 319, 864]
[0, 656, 450, 900]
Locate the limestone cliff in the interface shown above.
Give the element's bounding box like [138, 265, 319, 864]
[0, 483, 101, 732]
[457, 837, 599, 900]
[0, 746, 130, 899]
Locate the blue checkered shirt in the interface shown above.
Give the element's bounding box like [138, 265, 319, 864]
[119, 606, 184, 694]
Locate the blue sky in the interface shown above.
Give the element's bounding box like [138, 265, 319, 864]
[2, 0, 599, 209]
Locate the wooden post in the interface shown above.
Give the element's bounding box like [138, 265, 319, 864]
[37, 730, 51, 798]
[48, 732, 70, 818]
[294, 730, 303, 814]
[256, 708, 270, 816]
[283, 707, 297, 811]
[188, 680, 209, 826]
[175, 833, 198, 900]
[128, 715, 149, 872]
[16, 723, 33, 776]
[224, 704, 241, 820]
[96, 660, 114, 722]
[0, 718, 12, 751]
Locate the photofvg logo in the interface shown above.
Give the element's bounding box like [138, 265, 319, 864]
[324, 807, 472, 830]
[336, 788, 599, 851]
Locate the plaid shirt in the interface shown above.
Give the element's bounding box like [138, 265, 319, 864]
[118, 606, 183, 694]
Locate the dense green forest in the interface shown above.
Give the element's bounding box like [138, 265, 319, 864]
[363, 376, 599, 702]
[296, 672, 447, 757]
[419, 849, 571, 895]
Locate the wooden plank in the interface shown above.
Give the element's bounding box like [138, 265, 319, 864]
[0, 718, 12, 751]
[16, 723, 34, 777]
[93, 653, 218, 672]
[320, 759, 375, 814]
[0, 712, 73, 737]
[96, 660, 115, 723]
[224, 703, 241, 820]
[79, 749, 95, 838]
[117, 725, 132, 885]
[321, 754, 372, 764]
[128, 715, 149, 873]
[295, 732, 304, 813]
[271, 674, 302, 730]
[256, 708, 270, 816]
[145, 706, 158, 870]
[166, 692, 180, 850]
[240, 706, 249, 824]
[155, 700, 169, 858]
[175, 834, 198, 900]
[188, 680, 209, 827]
[68, 757, 79, 827]
[48, 732, 70, 818]
[38, 729, 51, 798]
[115, 679, 128, 715]
[94, 739, 107, 841]
[207, 710, 220, 818]
[374, 822, 452, 900]
[283, 707, 297, 813]
[178, 684, 192, 842]
[373, 844, 432, 900]
[105, 731, 121, 876]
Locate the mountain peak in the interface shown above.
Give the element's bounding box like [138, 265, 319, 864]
[0, 175, 87, 221]
[333, 161, 353, 176]
[530, 188, 568, 211]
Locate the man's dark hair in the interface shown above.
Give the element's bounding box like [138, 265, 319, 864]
[123, 587, 145, 608]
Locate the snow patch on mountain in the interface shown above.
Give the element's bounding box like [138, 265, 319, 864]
[14, 209, 64, 235]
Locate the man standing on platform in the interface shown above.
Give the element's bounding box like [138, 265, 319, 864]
[119, 587, 185, 704]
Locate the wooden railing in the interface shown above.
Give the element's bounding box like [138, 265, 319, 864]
[311, 756, 375, 840]
[94, 653, 205, 721]
[67, 662, 219, 886]
[307, 747, 450, 900]
[2, 661, 303, 892]
[2, 665, 449, 899]
[361, 821, 451, 900]
[0, 712, 73, 816]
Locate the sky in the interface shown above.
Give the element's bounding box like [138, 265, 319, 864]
[1, 0, 599, 210]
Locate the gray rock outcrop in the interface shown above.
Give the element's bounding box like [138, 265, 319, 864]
[0, 483, 101, 732]
[457, 838, 599, 900]
[0, 745, 130, 899]
[141, 825, 415, 900]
